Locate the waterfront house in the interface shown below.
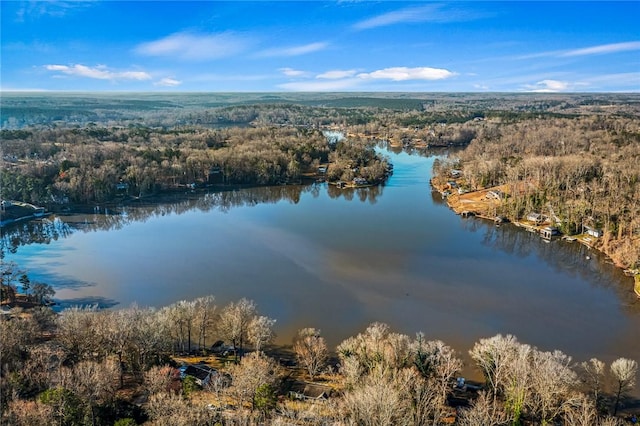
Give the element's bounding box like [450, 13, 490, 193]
[353, 177, 368, 186]
[585, 226, 603, 238]
[526, 212, 545, 224]
[541, 226, 560, 240]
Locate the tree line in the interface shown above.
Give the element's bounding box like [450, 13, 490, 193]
[1, 293, 637, 425]
[1, 124, 390, 205]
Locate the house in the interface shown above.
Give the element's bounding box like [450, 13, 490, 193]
[353, 177, 368, 186]
[288, 382, 332, 402]
[540, 226, 560, 240]
[585, 226, 603, 238]
[486, 190, 504, 200]
[450, 169, 462, 178]
[179, 364, 218, 387]
[526, 213, 545, 224]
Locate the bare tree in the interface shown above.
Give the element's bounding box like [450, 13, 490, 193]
[64, 358, 120, 425]
[337, 322, 411, 377]
[527, 349, 578, 425]
[217, 298, 257, 359]
[339, 368, 413, 426]
[293, 328, 328, 381]
[194, 295, 216, 354]
[144, 365, 175, 395]
[457, 391, 510, 426]
[56, 305, 102, 363]
[609, 357, 637, 416]
[146, 391, 220, 426]
[248, 315, 276, 353]
[580, 358, 606, 408]
[469, 334, 521, 404]
[411, 335, 462, 408]
[562, 393, 598, 426]
[4, 399, 54, 426]
[227, 352, 283, 411]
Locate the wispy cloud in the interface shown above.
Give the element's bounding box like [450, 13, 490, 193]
[45, 64, 151, 81]
[154, 78, 182, 87]
[357, 67, 455, 81]
[317, 69, 358, 79]
[516, 41, 640, 60]
[257, 42, 327, 57]
[561, 41, 640, 57]
[135, 32, 250, 61]
[353, 4, 484, 30]
[279, 68, 308, 77]
[16, 0, 97, 21]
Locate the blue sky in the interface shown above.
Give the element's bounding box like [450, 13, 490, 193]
[1, 1, 639, 92]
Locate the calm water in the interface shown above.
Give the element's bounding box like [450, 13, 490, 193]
[3, 149, 639, 372]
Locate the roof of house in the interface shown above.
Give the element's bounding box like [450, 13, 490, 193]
[180, 364, 216, 382]
[289, 381, 332, 399]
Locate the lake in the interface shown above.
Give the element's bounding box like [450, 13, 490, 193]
[3, 148, 639, 372]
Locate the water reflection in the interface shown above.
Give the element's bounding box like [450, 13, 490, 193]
[1, 217, 73, 258]
[0, 182, 387, 258]
[478, 221, 639, 313]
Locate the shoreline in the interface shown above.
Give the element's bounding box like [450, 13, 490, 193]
[430, 178, 640, 292]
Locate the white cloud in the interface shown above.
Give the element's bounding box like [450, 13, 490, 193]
[353, 4, 483, 30]
[258, 42, 327, 57]
[317, 69, 358, 79]
[562, 41, 640, 57]
[279, 66, 457, 91]
[154, 78, 182, 87]
[135, 32, 250, 61]
[522, 79, 570, 93]
[279, 68, 308, 77]
[44, 64, 151, 81]
[357, 67, 455, 81]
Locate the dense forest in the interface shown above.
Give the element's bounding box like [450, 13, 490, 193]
[0, 288, 637, 426]
[0, 124, 390, 205]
